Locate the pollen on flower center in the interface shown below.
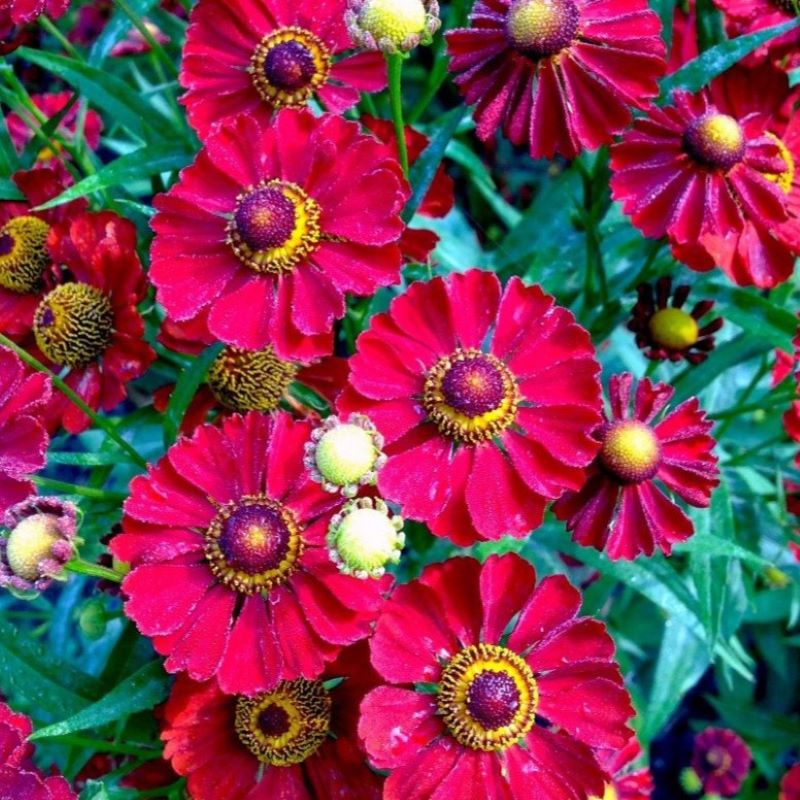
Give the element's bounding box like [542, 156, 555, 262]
[249, 27, 332, 108]
[705, 745, 733, 775]
[0, 215, 51, 293]
[227, 180, 321, 275]
[234, 679, 331, 766]
[684, 112, 745, 171]
[204, 495, 303, 594]
[33, 282, 114, 368]
[600, 419, 661, 483]
[649, 307, 699, 351]
[6, 514, 62, 582]
[207, 345, 298, 413]
[506, 0, 580, 58]
[438, 643, 538, 752]
[763, 133, 795, 195]
[423, 349, 519, 444]
[357, 0, 428, 48]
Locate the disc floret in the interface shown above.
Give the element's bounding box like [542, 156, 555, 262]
[600, 419, 661, 483]
[505, 0, 581, 58]
[684, 112, 745, 171]
[0, 215, 50, 293]
[346, 0, 441, 54]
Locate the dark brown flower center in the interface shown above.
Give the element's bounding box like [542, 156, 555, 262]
[684, 112, 745, 171]
[0, 215, 50, 294]
[506, 0, 580, 58]
[33, 283, 114, 368]
[600, 419, 661, 483]
[466, 671, 521, 731]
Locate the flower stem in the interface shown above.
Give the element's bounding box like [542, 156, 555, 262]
[33, 733, 157, 759]
[0, 334, 148, 470]
[31, 475, 128, 503]
[387, 53, 409, 177]
[37, 15, 81, 59]
[65, 559, 123, 583]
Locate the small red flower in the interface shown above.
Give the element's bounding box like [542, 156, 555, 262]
[691, 727, 752, 797]
[111, 411, 389, 695]
[628, 276, 722, 364]
[150, 109, 408, 360]
[180, 0, 386, 141]
[32, 211, 155, 433]
[359, 553, 635, 800]
[0, 347, 50, 514]
[162, 643, 382, 800]
[338, 269, 603, 544]
[554, 373, 719, 560]
[0, 166, 87, 337]
[445, 0, 666, 159]
[782, 764, 800, 800]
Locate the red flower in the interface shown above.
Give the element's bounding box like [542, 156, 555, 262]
[611, 68, 796, 287]
[338, 269, 603, 544]
[6, 92, 103, 163]
[445, 0, 665, 160]
[361, 115, 455, 263]
[691, 727, 751, 797]
[597, 741, 653, 800]
[150, 110, 408, 360]
[554, 374, 719, 560]
[180, 0, 386, 141]
[0, 0, 68, 29]
[359, 554, 635, 800]
[0, 347, 50, 514]
[0, 166, 87, 337]
[782, 765, 800, 800]
[0, 701, 76, 800]
[162, 642, 382, 800]
[31, 211, 155, 433]
[111, 411, 389, 695]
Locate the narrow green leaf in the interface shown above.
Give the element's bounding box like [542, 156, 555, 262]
[0, 178, 23, 201]
[30, 661, 168, 740]
[48, 451, 126, 467]
[711, 286, 798, 351]
[89, 0, 161, 66]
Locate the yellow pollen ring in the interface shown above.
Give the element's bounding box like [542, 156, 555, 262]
[648, 307, 699, 351]
[763, 133, 796, 195]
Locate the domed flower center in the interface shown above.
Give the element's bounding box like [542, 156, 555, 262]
[33, 283, 114, 368]
[227, 180, 321, 275]
[0, 215, 50, 293]
[358, 0, 428, 48]
[649, 307, 699, 351]
[684, 112, 745, 171]
[207, 345, 298, 413]
[6, 514, 62, 582]
[204, 495, 303, 594]
[250, 27, 331, 108]
[423, 349, 519, 444]
[438, 643, 538, 752]
[506, 0, 580, 58]
[763, 133, 795, 195]
[327, 497, 404, 578]
[234, 679, 331, 766]
[705, 745, 733, 775]
[600, 419, 661, 483]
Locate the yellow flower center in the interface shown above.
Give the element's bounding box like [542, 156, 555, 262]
[506, 0, 580, 57]
[0, 215, 50, 294]
[207, 346, 297, 413]
[423, 349, 519, 445]
[249, 27, 332, 109]
[5, 514, 62, 582]
[34, 283, 114, 368]
[438, 643, 538, 752]
[204, 495, 303, 595]
[600, 420, 661, 483]
[763, 133, 796, 195]
[649, 307, 699, 351]
[226, 180, 321, 275]
[358, 0, 428, 48]
[684, 113, 745, 171]
[234, 679, 331, 766]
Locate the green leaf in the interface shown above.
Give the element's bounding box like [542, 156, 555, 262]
[710, 286, 798, 351]
[29, 661, 168, 741]
[162, 342, 223, 448]
[34, 143, 194, 209]
[88, 0, 161, 65]
[0, 178, 23, 201]
[661, 18, 800, 97]
[48, 451, 126, 467]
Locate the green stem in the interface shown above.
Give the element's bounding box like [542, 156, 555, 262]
[714, 358, 771, 437]
[35, 733, 157, 759]
[65, 559, 123, 583]
[386, 54, 409, 177]
[37, 15, 81, 59]
[31, 475, 127, 503]
[0, 334, 148, 469]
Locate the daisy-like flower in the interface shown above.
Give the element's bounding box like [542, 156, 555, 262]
[359, 553, 635, 800]
[627, 276, 722, 364]
[6, 92, 103, 163]
[346, 0, 440, 53]
[0, 701, 76, 800]
[445, 0, 666, 160]
[611, 69, 796, 288]
[338, 269, 603, 544]
[150, 110, 408, 360]
[595, 741, 653, 800]
[32, 211, 155, 434]
[110, 411, 389, 695]
[0, 166, 87, 337]
[180, 0, 387, 142]
[690, 727, 752, 797]
[782, 765, 800, 800]
[0, 496, 77, 594]
[0, 348, 50, 515]
[162, 642, 383, 800]
[553, 373, 719, 560]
